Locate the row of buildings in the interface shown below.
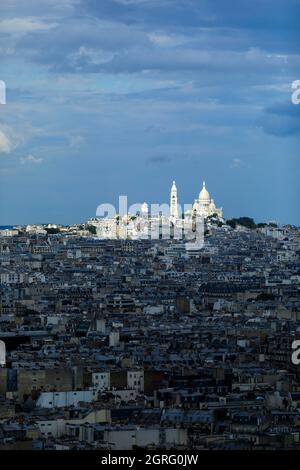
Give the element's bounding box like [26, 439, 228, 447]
[0, 217, 299, 449]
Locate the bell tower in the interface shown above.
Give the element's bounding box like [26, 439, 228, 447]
[170, 180, 179, 219]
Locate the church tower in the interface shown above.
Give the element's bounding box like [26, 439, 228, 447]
[170, 180, 179, 219]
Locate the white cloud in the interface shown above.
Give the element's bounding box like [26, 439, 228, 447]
[0, 17, 57, 35]
[20, 154, 43, 165]
[0, 129, 15, 153]
[114, 0, 155, 4]
[148, 32, 187, 47]
[0, 0, 79, 15]
[230, 158, 241, 168]
[69, 135, 84, 148]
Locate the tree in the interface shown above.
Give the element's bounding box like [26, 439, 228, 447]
[256, 292, 275, 301]
[226, 217, 256, 229]
[45, 227, 60, 234]
[226, 219, 237, 229]
[86, 225, 97, 235]
[237, 217, 256, 229]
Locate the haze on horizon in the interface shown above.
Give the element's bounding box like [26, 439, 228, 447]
[0, 0, 300, 226]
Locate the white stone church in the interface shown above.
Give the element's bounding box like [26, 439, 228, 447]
[170, 180, 223, 219]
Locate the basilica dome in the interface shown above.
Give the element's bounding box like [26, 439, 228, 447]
[199, 181, 210, 201]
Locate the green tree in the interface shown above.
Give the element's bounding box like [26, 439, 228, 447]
[45, 227, 60, 234]
[226, 219, 237, 229]
[256, 292, 275, 301]
[86, 225, 97, 234]
[226, 217, 256, 229]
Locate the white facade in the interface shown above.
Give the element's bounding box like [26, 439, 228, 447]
[92, 372, 110, 391]
[96, 318, 106, 333]
[127, 370, 144, 392]
[36, 390, 97, 408]
[0, 340, 6, 365]
[0, 229, 19, 237]
[141, 202, 149, 215]
[192, 181, 223, 218]
[169, 180, 223, 221]
[109, 330, 120, 347]
[170, 181, 179, 219]
[37, 410, 110, 438]
[79, 426, 187, 449]
[0, 272, 24, 284]
[37, 419, 65, 438]
[91, 178, 223, 240]
[111, 389, 137, 402]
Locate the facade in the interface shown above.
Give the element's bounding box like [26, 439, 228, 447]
[170, 180, 223, 220]
[36, 391, 97, 408]
[192, 181, 223, 218]
[89, 179, 223, 241]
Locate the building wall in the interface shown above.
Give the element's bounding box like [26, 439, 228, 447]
[18, 369, 46, 399]
[36, 390, 97, 408]
[17, 368, 73, 400]
[127, 370, 144, 392]
[110, 370, 127, 389]
[105, 429, 159, 450]
[0, 368, 7, 394]
[37, 419, 65, 438]
[111, 389, 137, 402]
[92, 371, 110, 391]
[164, 428, 188, 446]
[37, 410, 111, 438]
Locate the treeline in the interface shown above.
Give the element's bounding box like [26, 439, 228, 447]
[226, 217, 278, 230]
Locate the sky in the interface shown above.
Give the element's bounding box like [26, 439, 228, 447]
[0, 0, 300, 226]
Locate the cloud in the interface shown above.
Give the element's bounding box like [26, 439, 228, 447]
[0, 17, 57, 35]
[148, 32, 187, 47]
[69, 135, 84, 148]
[0, 0, 79, 16]
[99, 47, 296, 75]
[17, 18, 151, 69]
[0, 129, 16, 153]
[259, 102, 300, 137]
[114, 0, 154, 4]
[147, 155, 171, 165]
[230, 158, 241, 168]
[84, 0, 300, 34]
[15, 12, 299, 75]
[20, 154, 43, 164]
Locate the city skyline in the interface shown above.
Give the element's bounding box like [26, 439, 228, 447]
[0, 0, 300, 226]
[0, 174, 298, 227]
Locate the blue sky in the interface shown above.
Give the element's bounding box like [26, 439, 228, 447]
[0, 0, 299, 225]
